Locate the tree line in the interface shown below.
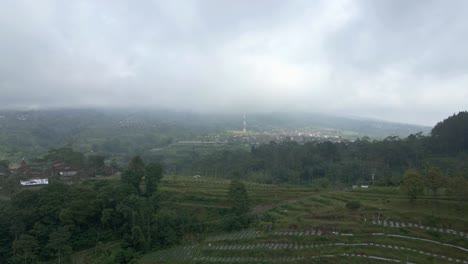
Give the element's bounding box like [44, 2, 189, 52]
[191, 112, 468, 190]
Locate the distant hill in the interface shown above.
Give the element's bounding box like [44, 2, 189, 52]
[243, 112, 431, 139]
[0, 108, 430, 160]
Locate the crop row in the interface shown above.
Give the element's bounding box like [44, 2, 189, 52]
[207, 230, 260, 242]
[197, 254, 412, 263]
[372, 220, 467, 238]
[203, 242, 467, 263]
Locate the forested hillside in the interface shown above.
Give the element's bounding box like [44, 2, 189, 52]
[1, 109, 226, 161]
[191, 112, 468, 186]
[0, 109, 430, 162]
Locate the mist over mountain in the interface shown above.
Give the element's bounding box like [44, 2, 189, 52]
[1, 1, 468, 125]
[0, 108, 430, 138]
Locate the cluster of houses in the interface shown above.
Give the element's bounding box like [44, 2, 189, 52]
[7, 159, 115, 186]
[10, 159, 82, 186]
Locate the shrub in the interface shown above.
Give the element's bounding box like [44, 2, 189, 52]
[345, 201, 361, 210]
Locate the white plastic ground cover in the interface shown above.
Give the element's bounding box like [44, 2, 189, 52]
[203, 242, 467, 263]
[371, 233, 468, 253]
[206, 230, 260, 242]
[209, 229, 467, 252]
[372, 220, 467, 239]
[197, 256, 304, 262]
[198, 254, 414, 263]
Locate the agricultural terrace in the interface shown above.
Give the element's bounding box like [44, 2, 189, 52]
[139, 176, 468, 264]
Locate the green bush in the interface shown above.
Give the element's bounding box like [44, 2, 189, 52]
[345, 201, 361, 210]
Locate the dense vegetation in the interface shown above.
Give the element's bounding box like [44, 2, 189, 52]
[192, 112, 468, 187]
[0, 156, 254, 264]
[0, 111, 465, 263]
[0, 157, 198, 264]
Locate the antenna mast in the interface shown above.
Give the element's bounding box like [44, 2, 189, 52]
[243, 113, 247, 133]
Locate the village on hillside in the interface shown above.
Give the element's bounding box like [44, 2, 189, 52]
[1, 157, 119, 188]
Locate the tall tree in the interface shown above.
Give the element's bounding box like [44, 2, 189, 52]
[0, 160, 9, 174]
[88, 155, 105, 176]
[224, 180, 251, 231]
[47, 227, 72, 264]
[122, 156, 146, 195]
[12, 234, 39, 264]
[401, 169, 423, 203]
[130, 225, 147, 251]
[425, 167, 444, 199]
[145, 162, 163, 197]
[228, 180, 250, 215]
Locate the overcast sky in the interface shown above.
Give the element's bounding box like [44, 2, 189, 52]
[1, 0, 467, 125]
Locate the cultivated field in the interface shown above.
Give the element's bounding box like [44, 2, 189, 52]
[139, 177, 468, 263]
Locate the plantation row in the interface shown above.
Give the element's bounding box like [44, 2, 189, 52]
[321, 254, 409, 263]
[371, 233, 468, 253]
[197, 254, 415, 263]
[207, 230, 260, 242]
[202, 242, 468, 263]
[203, 228, 468, 251]
[160, 175, 310, 190]
[371, 220, 468, 238]
[140, 223, 467, 263]
[197, 256, 304, 263]
[272, 230, 336, 236]
[200, 229, 468, 258]
[140, 245, 197, 262]
[137, 175, 467, 264]
[161, 179, 280, 190]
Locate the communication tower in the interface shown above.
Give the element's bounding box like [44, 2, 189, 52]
[243, 113, 247, 133]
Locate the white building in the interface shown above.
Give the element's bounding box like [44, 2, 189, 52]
[20, 179, 48, 186]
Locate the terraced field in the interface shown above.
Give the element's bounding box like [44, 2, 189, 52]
[139, 177, 468, 263]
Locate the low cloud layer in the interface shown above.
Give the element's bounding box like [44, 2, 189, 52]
[1, 0, 467, 125]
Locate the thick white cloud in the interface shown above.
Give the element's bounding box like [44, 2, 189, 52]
[0, 0, 467, 125]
